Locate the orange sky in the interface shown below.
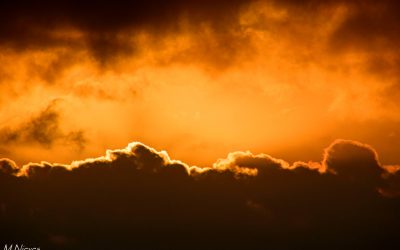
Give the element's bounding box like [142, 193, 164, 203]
[1, 0, 400, 167]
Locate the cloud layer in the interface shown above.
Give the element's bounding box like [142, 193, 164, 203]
[1, 139, 399, 249]
[1, 0, 400, 167]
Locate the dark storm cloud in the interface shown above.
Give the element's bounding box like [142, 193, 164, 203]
[1, 1, 399, 59]
[266, 0, 400, 98]
[0, 101, 86, 150]
[0, 0, 251, 64]
[264, 1, 400, 47]
[327, 1, 400, 51]
[328, 1, 400, 92]
[2, 0, 399, 72]
[1, 140, 399, 249]
[272, 0, 400, 50]
[0, 0, 246, 32]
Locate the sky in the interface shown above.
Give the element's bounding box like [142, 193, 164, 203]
[1, 0, 400, 249]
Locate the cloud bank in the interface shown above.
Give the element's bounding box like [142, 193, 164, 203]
[1, 139, 399, 249]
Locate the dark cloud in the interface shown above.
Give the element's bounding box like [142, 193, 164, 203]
[0, 100, 86, 150]
[2, 0, 399, 73]
[0, 158, 18, 175]
[0, 0, 251, 65]
[264, 0, 400, 103]
[322, 0, 400, 83]
[268, 0, 400, 53]
[328, 1, 400, 51]
[1, 1, 399, 62]
[0, 140, 399, 249]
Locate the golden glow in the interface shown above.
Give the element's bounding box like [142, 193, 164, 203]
[1, 1, 399, 167]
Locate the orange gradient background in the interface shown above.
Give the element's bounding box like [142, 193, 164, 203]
[1, 0, 399, 168]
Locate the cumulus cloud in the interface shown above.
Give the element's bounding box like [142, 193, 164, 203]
[0, 158, 18, 175]
[1, 139, 399, 249]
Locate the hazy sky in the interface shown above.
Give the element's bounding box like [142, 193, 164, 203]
[1, 0, 400, 167]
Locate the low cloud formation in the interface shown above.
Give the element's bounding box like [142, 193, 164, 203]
[1, 139, 399, 249]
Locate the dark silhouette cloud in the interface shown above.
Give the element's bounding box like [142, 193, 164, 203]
[0, 100, 86, 150]
[0, 158, 18, 175]
[0, 140, 399, 249]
